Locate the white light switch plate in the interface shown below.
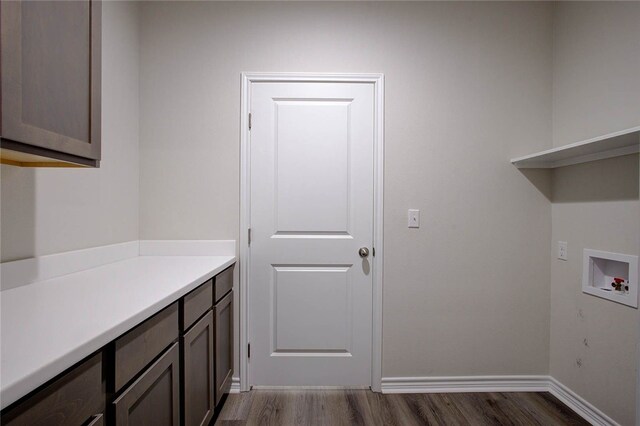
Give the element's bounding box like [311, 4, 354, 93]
[558, 241, 568, 261]
[408, 209, 420, 228]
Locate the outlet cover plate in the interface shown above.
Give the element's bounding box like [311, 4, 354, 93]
[558, 241, 568, 261]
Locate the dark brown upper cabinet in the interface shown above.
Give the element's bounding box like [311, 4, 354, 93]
[0, 0, 101, 168]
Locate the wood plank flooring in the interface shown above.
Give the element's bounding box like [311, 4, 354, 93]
[215, 390, 588, 425]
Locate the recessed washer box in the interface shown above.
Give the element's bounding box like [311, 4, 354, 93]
[582, 249, 638, 308]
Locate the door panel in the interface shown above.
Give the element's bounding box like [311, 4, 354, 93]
[272, 265, 352, 354]
[214, 290, 233, 405]
[249, 81, 374, 386]
[21, 0, 90, 143]
[113, 343, 180, 426]
[182, 311, 214, 426]
[274, 100, 351, 234]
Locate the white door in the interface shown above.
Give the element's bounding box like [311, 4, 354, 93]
[249, 80, 375, 386]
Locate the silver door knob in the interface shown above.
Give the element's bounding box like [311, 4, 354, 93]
[359, 247, 370, 258]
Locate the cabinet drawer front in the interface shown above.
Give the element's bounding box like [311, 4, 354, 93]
[1, 352, 104, 426]
[214, 265, 234, 303]
[113, 343, 180, 426]
[182, 311, 214, 426]
[214, 290, 233, 406]
[181, 279, 213, 331]
[115, 302, 179, 391]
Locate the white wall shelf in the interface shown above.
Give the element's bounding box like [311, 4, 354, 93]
[511, 126, 640, 169]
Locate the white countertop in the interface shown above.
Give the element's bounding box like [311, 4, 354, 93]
[0, 254, 235, 409]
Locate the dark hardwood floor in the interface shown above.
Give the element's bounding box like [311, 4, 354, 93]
[215, 390, 589, 425]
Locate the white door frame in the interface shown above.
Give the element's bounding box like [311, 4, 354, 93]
[239, 72, 384, 392]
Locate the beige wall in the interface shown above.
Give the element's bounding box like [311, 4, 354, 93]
[139, 1, 553, 377]
[552, 2, 640, 146]
[549, 3, 640, 425]
[0, 1, 140, 262]
[4, 3, 636, 421]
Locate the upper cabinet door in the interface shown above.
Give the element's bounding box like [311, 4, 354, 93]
[0, 0, 101, 167]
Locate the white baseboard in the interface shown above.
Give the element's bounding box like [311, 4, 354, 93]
[547, 377, 620, 426]
[381, 375, 619, 426]
[232, 374, 619, 424]
[381, 375, 549, 394]
[230, 376, 241, 393]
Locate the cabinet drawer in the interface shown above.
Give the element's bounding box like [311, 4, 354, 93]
[214, 265, 234, 303]
[113, 343, 180, 426]
[180, 279, 213, 331]
[114, 302, 179, 392]
[1, 352, 104, 426]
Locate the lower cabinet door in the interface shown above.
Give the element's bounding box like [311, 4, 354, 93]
[113, 342, 180, 426]
[182, 310, 215, 426]
[214, 290, 233, 406]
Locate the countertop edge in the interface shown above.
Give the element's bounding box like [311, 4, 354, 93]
[0, 256, 236, 410]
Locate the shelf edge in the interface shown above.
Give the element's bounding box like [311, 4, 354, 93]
[511, 126, 640, 169]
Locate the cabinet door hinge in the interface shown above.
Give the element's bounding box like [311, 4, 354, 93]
[248, 113, 252, 130]
[248, 228, 252, 245]
[248, 343, 251, 359]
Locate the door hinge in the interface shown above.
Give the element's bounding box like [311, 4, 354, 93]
[248, 228, 252, 245]
[248, 113, 252, 130]
[248, 343, 251, 359]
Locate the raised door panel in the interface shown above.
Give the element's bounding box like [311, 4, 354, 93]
[272, 266, 351, 354]
[214, 290, 233, 406]
[113, 343, 180, 426]
[273, 100, 351, 234]
[0, 0, 101, 165]
[182, 311, 214, 426]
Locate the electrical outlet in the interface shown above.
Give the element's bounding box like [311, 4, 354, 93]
[408, 209, 420, 228]
[558, 241, 568, 261]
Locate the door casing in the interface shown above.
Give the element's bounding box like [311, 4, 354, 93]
[239, 72, 384, 392]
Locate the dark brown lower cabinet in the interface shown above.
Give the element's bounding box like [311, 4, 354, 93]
[113, 343, 180, 426]
[214, 290, 233, 405]
[182, 311, 215, 426]
[0, 352, 104, 426]
[1, 265, 235, 426]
